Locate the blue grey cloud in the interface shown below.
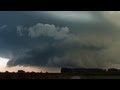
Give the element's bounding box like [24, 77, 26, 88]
[0, 11, 119, 69]
[0, 25, 7, 30]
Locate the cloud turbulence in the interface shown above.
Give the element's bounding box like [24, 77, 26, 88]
[0, 11, 120, 71]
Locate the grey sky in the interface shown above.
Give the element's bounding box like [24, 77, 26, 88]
[0, 11, 120, 71]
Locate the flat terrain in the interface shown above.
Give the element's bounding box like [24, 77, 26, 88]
[0, 72, 120, 79]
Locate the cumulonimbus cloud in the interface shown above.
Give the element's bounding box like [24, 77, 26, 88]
[17, 23, 70, 40]
[7, 12, 120, 69]
[7, 22, 111, 68]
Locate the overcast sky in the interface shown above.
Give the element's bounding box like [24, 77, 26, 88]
[0, 11, 120, 72]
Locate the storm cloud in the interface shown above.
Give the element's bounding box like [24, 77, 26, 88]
[17, 23, 70, 40]
[8, 19, 119, 68]
[0, 11, 120, 70]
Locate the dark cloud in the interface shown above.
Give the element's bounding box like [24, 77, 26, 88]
[0, 11, 119, 69]
[7, 22, 109, 68]
[0, 25, 7, 30]
[7, 39, 105, 68]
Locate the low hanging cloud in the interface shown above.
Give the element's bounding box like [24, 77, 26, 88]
[6, 12, 120, 69]
[7, 22, 111, 69]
